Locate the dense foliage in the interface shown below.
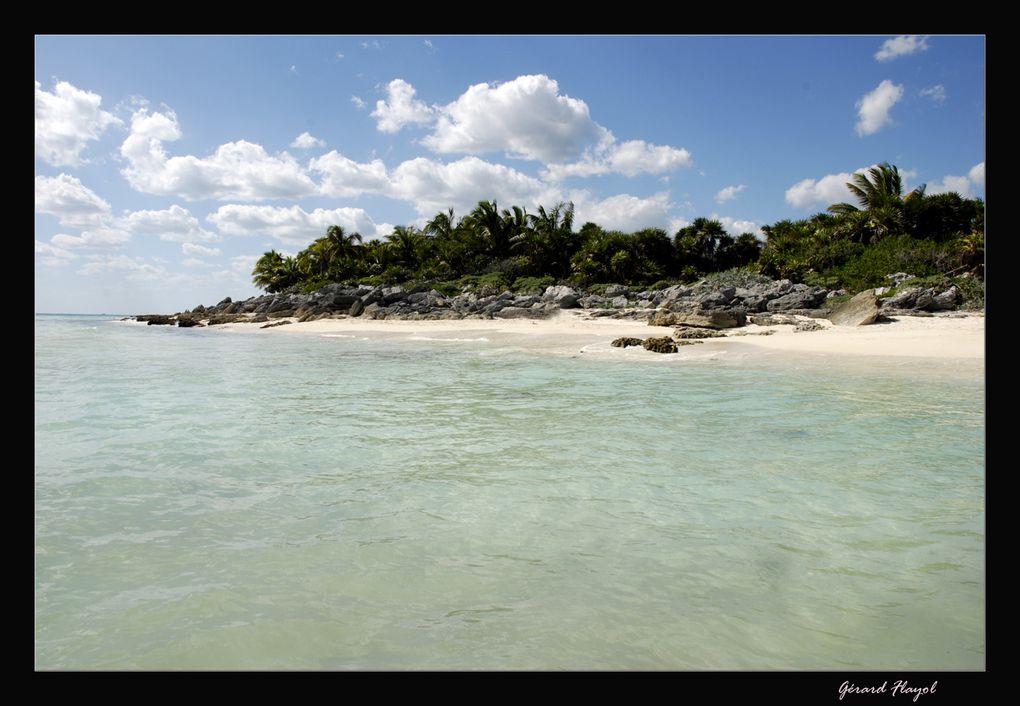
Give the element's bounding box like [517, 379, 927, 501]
[252, 163, 984, 298]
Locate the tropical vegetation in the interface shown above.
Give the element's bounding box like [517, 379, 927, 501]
[252, 163, 984, 300]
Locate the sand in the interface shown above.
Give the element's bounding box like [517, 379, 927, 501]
[213, 310, 984, 364]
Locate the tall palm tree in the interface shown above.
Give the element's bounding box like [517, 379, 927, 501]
[307, 225, 364, 278]
[252, 250, 286, 291]
[827, 163, 923, 243]
[467, 200, 518, 260]
[386, 226, 424, 270]
[527, 201, 577, 278]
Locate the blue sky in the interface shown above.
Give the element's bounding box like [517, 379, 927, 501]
[35, 35, 985, 314]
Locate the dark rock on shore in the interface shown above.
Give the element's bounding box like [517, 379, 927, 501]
[138, 314, 175, 326]
[611, 337, 644, 348]
[642, 336, 678, 354]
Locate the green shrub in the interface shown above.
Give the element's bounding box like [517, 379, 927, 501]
[458, 272, 510, 296]
[429, 280, 462, 298]
[298, 277, 334, 293]
[512, 276, 555, 295]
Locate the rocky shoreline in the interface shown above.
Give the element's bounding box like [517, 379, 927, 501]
[133, 274, 973, 352]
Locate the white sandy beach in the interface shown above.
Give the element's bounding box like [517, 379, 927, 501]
[214, 310, 985, 362]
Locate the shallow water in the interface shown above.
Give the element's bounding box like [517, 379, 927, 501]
[35, 314, 984, 669]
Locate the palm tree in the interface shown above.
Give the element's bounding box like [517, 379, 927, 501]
[386, 226, 425, 270]
[252, 250, 286, 292]
[827, 163, 922, 243]
[467, 200, 518, 260]
[306, 225, 364, 279]
[526, 202, 578, 278]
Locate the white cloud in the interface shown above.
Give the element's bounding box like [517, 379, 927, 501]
[181, 242, 222, 257]
[335, 52, 345, 60]
[119, 205, 218, 243]
[361, 40, 385, 50]
[714, 184, 746, 205]
[35, 239, 77, 266]
[77, 254, 166, 280]
[231, 255, 260, 276]
[423, 75, 606, 163]
[209, 204, 392, 245]
[928, 162, 985, 198]
[182, 257, 212, 268]
[969, 162, 985, 187]
[855, 80, 903, 136]
[607, 140, 692, 177]
[120, 107, 317, 200]
[785, 169, 866, 208]
[371, 79, 435, 133]
[52, 227, 131, 249]
[543, 139, 691, 180]
[391, 156, 554, 216]
[711, 214, 762, 237]
[309, 151, 392, 198]
[35, 174, 112, 226]
[35, 80, 121, 167]
[351, 96, 366, 110]
[874, 35, 929, 62]
[290, 132, 325, 149]
[920, 85, 947, 104]
[573, 192, 673, 232]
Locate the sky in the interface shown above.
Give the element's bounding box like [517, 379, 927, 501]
[35, 35, 985, 314]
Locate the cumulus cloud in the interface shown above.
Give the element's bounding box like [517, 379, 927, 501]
[969, 162, 985, 187]
[77, 254, 166, 279]
[920, 85, 947, 104]
[785, 169, 867, 208]
[572, 192, 674, 232]
[120, 107, 317, 200]
[371, 79, 435, 133]
[874, 35, 929, 62]
[35, 174, 112, 226]
[182, 257, 212, 268]
[35, 239, 77, 266]
[543, 139, 692, 180]
[423, 75, 606, 163]
[181, 242, 222, 257]
[351, 95, 366, 110]
[290, 132, 326, 149]
[608, 140, 692, 177]
[390, 156, 554, 216]
[714, 184, 746, 205]
[35, 80, 122, 167]
[309, 151, 392, 198]
[856, 80, 903, 136]
[928, 161, 985, 198]
[711, 214, 762, 237]
[208, 204, 392, 245]
[51, 227, 131, 249]
[119, 205, 218, 243]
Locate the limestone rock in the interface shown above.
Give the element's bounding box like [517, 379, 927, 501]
[674, 326, 724, 339]
[828, 290, 880, 326]
[793, 321, 825, 332]
[543, 285, 580, 309]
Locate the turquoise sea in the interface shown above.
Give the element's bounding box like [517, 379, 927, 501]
[34, 314, 985, 670]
